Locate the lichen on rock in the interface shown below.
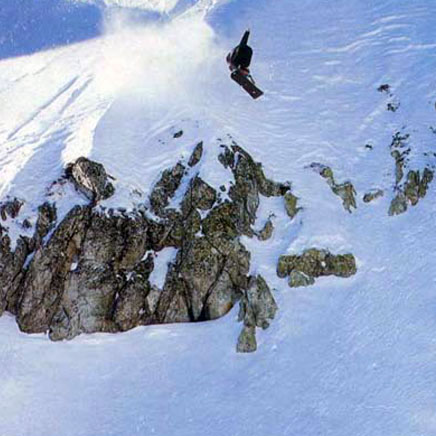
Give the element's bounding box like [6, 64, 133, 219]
[388, 168, 434, 216]
[277, 248, 357, 287]
[284, 191, 301, 219]
[237, 275, 278, 353]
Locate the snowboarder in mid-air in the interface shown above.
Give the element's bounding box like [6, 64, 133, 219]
[227, 30, 263, 99]
[227, 30, 253, 77]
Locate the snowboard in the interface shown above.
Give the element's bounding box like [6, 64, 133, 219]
[231, 70, 263, 99]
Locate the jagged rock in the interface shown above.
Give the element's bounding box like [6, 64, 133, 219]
[158, 236, 249, 322]
[66, 157, 115, 203]
[388, 193, 408, 216]
[162, 209, 202, 249]
[238, 275, 278, 329]
[312, 163, 357, 213]
[34, 202, 57, 248]
[231, 145, 290, 197]
[388, 168, 434, 216]
[181, 176, 216, 214]
[332, 181, 357, 213]
[391, 150, 405, 185]
[188, 142, 203, 167]
[0, 232, 30, 316]
[0, 197, 23, 221]
[227, 146, 289, 236]
[419, 168, 434, 198]
[2, 142, 287, 348]
[257, 218, 274, 241]
[284, 192, 300, 219]
[114, 270, 153, 331]
[404, 171, 420, 206]
[237, 326, 257, 353]
[236, 275, 277, 353]
[318, 166, 334, 186]
[0, 203, 56, 316]
[154, 265, 192, 323]
[17, 206, 91, 334]
[173, 130, 183, 138]
[150, 162, 185, 215]
[277, 248, 356, 287]
[387, 132, 433, 216]
[218, 145, 235, 169]
[389, 132, 411, 188]
[16, 206, 161, 339]
[363, 189, 384, 203]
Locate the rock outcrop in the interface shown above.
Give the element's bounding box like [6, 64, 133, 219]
[363, 189, 384, 203]
[311, 163, 357, 213]
[277, 248, 357, 288]
[188, 142, 203, 167]
[66, 157, 115, 204]
[284, 191, 301, 219]
[0, 197, 23, 221]
[0, 144, 290, 351]
[389, 168, 434, 215]
[387, 132, 434, 216]
[237, 275, 278, 353]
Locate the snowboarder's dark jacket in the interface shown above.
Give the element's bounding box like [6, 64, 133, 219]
[228, 30, 252, 70]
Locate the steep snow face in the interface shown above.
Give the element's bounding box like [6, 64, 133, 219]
[2, 0, 436, 436]
[0, 0, 219, 238]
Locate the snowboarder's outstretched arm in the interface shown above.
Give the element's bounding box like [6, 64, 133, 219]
[239, 30, 250, 47]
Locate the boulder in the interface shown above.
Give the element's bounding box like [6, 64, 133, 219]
[363, 189, 384, 203]
[236, 275, 277, 353]
[238, 275, 278, 329]
[188, 142, 203, 167]
[66, 157, 115, 203]
[257, 218, 274, 241]
[277, 248, 357, 287]
[284, 191, 301, 219]
[312, 163, 357, 213]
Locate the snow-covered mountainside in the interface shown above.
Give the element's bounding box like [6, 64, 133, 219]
[1, 0, 436, 435]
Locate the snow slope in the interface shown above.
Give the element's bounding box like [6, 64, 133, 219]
[1, 0, 436, 435]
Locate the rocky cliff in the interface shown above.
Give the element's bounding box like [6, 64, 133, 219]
[0, 141, 305, 351]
